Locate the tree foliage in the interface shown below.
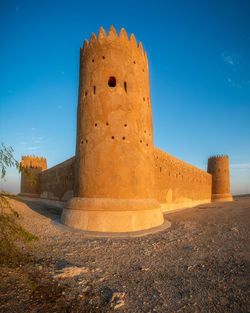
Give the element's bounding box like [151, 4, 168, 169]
[0, 143, 38, 266]
[0, 142, 35, 184]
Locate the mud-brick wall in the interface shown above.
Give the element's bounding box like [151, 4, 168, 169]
[154, 147, 212, 210]
[40, 157, 75, 201]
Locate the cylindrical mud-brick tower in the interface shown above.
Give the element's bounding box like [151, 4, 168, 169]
[207, 155, 233, 202]
[20, 155, 47, 197]
[61, 26, 163, 232]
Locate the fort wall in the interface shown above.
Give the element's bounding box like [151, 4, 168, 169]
[154, 148, 212, 211]
[40, 157, 75, 202]
[19, 26, 233, 233]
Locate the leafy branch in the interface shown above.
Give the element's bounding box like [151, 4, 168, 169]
[0, 143, 38, 266]
[0, 142, 35, 185]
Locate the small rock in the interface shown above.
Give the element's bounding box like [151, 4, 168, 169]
[220, 297, 229, 305]
[231, 227, 239, 233]
[97, 277, 105, 282]
[111, 299, 125, 310]
[111, 292, 125, 310]
[100, 286, 114, 304]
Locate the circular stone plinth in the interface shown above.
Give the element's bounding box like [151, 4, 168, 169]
[212, 193, 233, 202]
[61, 197, 164, 233]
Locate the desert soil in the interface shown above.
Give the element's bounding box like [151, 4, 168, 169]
[0, 196, 249, 312]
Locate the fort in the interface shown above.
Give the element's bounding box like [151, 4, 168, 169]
[20, 26, 233, 233]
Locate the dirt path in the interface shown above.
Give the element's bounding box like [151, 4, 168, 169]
[0, 197, 249, 312]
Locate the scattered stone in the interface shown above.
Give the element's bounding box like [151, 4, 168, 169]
[1, 196, 249, 313]
[53, 266, 88, 278]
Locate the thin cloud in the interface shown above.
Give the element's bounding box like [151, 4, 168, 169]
[226, 77, 241, 88]
[32, 136, 44, 140]
[20, 141, 27, 145]
[31, 136, 44, 144]
[27, 146, 40, 151]
[230, 163, 250, 170]
[221, 52, 240, 66]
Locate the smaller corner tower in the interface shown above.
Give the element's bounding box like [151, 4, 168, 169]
[20, 155, 47, 197]
[207, 155, 233, 202]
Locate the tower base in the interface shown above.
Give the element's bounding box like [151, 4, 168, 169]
[61, 198, 163, 232]
[212, 193, 233, 202]
[19, 192, 40, 198]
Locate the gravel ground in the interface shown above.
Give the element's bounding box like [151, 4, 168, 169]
[0, 196, 249, 312]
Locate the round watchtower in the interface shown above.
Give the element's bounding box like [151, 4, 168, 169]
[61, 26, 163, 232]
[207, 155, 233, 202]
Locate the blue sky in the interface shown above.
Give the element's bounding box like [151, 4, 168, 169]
[0, 0, 249, 195]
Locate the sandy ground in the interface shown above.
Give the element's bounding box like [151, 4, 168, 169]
[0, 196, 249, 312]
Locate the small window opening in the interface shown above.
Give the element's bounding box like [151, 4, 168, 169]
[92, 59, 95, 62]
[144, 130, 146, 133]
[122, 137, 125, 140]
[112, 136, 115, 139]
[86, 140, 88, 143]
[142, 69, 144, 72]
[84, 91, 87, 97]
[124, 124, 127, 127]
[143, 97, 145, 101]
[108, 76, 116, 87]
[93, 86, 96, 94]
[102, 56, 105, 59]
[124, 82, 127, 93]
[106, 122, 109, 126]
[133, 61, 136, 64]
[140, 140, 142, 143]
[81, 140, 84, 144]
[146, 143, 148, 146]
[94, 123, 97, 127]
[160, 167, 162, 172]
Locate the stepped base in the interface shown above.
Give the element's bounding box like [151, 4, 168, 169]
[61, 197, 163, 232]
[212, 193, 233, 202]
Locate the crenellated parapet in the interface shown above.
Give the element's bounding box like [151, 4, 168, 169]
[81, 26, 148, 65]
[207, 155, 233, 202]
[21, 155, 47, 170]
